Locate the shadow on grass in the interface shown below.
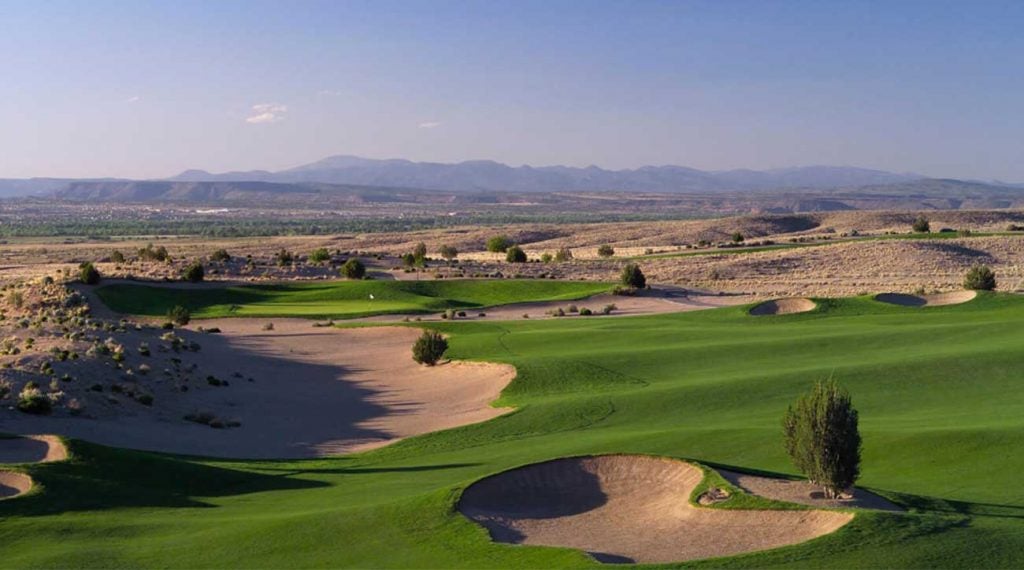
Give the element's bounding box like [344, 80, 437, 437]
[0, 440, 327, 516]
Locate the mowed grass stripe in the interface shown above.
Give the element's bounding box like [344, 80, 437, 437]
[94, 279, 613, 319]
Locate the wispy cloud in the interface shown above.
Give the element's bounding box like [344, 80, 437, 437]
[317, 89, 342, 96]
[246, 103, 288, 124]
[125, 96, 140, 103]
[418, 121, 442, 129]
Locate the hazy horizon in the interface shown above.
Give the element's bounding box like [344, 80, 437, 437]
[3, 0, 1023, 181]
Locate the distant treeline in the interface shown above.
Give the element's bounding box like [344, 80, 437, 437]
[0, 212, 706, 238]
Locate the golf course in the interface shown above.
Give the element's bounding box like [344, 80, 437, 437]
[2, 284, 1024, 568]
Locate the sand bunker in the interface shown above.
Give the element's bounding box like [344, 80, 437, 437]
[0, 435, 67, 464]
[875, 291, 977, 307]
[749, 298, 816, 316]
[717, 469, 903, 512]
[458, 455, 852, 564]
[0, 322, 515, 459]
[0, 471, 32, 500]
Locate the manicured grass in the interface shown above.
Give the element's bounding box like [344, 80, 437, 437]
[94, 279, 613, 319]
[5, 292, 1024, 567]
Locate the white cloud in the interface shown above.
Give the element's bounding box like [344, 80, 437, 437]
[246, 103, 288, 124]
[317, 89, 342, 96]
[418, 121, 441, 129]
[125, 96, 140, 103]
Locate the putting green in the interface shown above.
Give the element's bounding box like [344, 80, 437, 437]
[94, 279, 613, 319]
[4, 291, 1024, 568]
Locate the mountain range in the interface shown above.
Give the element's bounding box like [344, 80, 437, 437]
[167, 155, 926, 193]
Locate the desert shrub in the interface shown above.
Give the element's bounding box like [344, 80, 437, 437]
[276, 249, 294, 266]
[340, 258, 366, 279]
[412, 329, 448, 365]
[401, 253, 417, 268]
[167, 305, 191, 326]
[957, 229, 972, 237]
[210, 249, 231, 262]
[309, 248, 331, 263]
[554, 248, 573, 262]
[135, 393, 154, 406]
[7, 290, 24, 309]
[1007, 224, 1024, 232]
[505, 246, 527, 263]
[138, 342, 150, 356]
[181, 260, 205, 283]
[597, 244, 615, 257]
[486, 235, 513, 253]
[413, 242, 428, 262]
[912, 215, 931, 233]
[620, 263, 647, 289]
[110, 250, 126, 263]
[79, 262, 101, 285]
[439, 245, 458, 262]
[17, 386, 51, 415]
[262, 322, 274, 331]
[138, 243, 170, 262]
[782, 378, 861, 498]
[964, 263, 996, 291]
[567, 304, 578, 313]
[602, 303, 617, 315]
[731, 232, 744, 243]
[579, 307, 593, 316]
[540, 252, 553, 263]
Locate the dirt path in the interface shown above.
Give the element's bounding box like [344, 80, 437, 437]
[0, 323, 515, 459]
[459, 455, 853, 564]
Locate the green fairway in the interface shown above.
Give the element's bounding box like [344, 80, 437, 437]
[6, 292, 1024, 568]
[94, 279, 613, 319]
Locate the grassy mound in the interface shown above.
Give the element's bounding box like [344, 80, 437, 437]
[95, 279, 612, 319]
[3, 293, 1024, 567]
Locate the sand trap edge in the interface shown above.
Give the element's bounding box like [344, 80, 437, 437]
[874, 291, 978, 307]
[0, 471, 33, 500]
[749, 298, 817, 316]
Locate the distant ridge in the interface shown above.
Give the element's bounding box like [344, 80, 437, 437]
[165, 155, 925, 193]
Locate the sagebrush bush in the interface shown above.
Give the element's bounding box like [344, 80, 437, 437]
[620, 263, 646, 289]
[79, 262, 101, 285]
[309, 248, 331, 263]
[912, 215, 931, 233]
[505, 246, 527, 263]
[964, 263, 996, 291]
[181, 260, 204, 283]
[597, 244, 615, 257]
[167, 305, 191, 326]
[210, 249, 231, 262]
[487, 235, 513, 253]
[340, 258, 366, 279]
[412, 330, 448, 365]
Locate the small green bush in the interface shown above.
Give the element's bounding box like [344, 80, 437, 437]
[309, 248, 331, 263]
[17, 387, 51, 415]
[540, 253, 553, 263]
[412, 330, 448, 365]
[912, 215, 931, 233]
[964, 263, 996, 291]
[505, 246, 527, 263]
[340, 258, 366, 279]
[597, 244, 615, 257]
[181, 260, 204, 283]
[439, 245, 458, 261]
[79, 262, 101, 285]
[731, 232, 745, 243]
[579, 307, 593, 316]
[210, 249, 231, 262]
[554, 248, 573, 262]
[110, 250, 126, 263]
[487, 235, 513, 253]
[620, 263, 647, 289]
[167, 305, 191, 326]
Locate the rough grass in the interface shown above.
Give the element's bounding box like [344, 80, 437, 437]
[94, 279, 613, 319]
[3, 293, 1024, 567]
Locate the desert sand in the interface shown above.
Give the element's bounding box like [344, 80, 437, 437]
[0, 323, 515, 459]
[717, 469, 903, 512]
[875, 291, 977, 307]
[749, 298, 817, 316]
[458, 455, 853, 564]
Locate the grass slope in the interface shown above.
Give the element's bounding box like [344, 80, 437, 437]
[94, 279, 612, 319]
[5, 293, 1024, 567]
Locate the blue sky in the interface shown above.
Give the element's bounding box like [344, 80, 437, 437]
[2, 0, 1023, 180]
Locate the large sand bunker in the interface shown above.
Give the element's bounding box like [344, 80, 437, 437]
[717, 469, 902, 512]
[458, 455, 852, 564]
[750, 298, 816, 316]
[0, 323, 515, 458]
[0, 471, 32, 500]
[875, 291, 977, 307]
[0, 435, 67, 464]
